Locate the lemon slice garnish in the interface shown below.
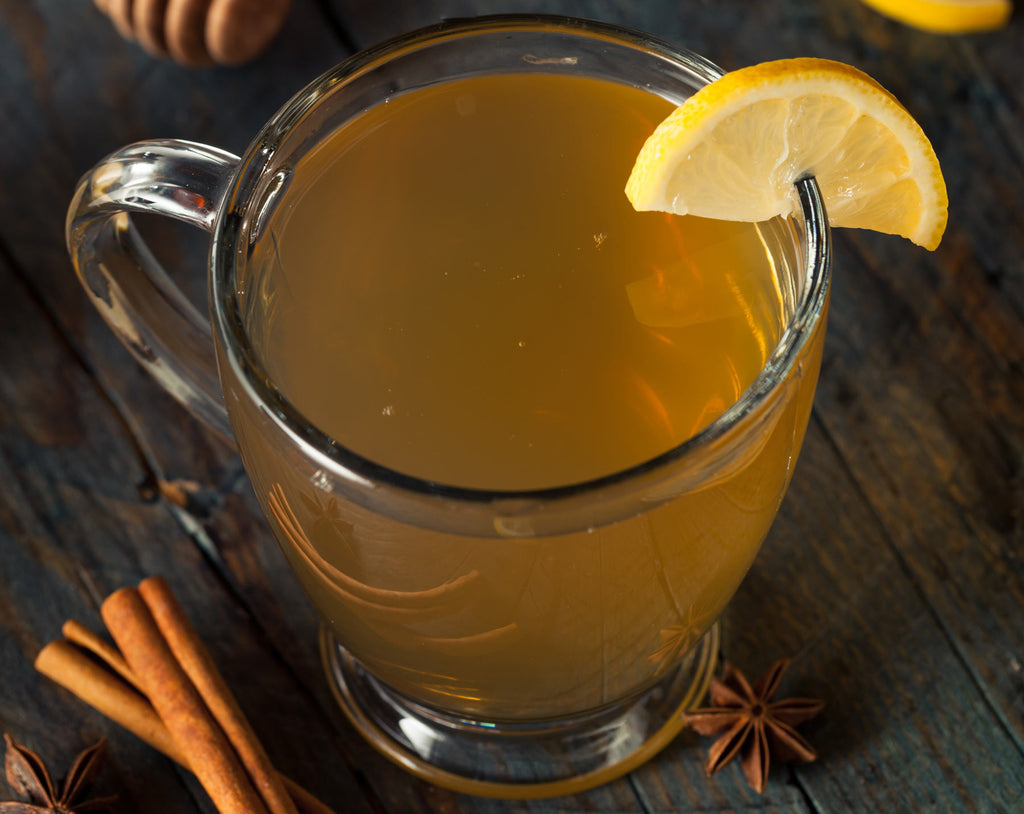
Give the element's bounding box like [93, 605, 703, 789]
[859, 0, 1012, 34]
[626, 58, 948, 250]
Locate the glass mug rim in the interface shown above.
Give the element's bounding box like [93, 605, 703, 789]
[210, 14, 831, 516]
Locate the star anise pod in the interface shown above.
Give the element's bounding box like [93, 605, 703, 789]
[684, 659, 824, 793]
[2, 734, 116, 813]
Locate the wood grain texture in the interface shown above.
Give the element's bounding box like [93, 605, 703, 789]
[0, 0, 1022, 811]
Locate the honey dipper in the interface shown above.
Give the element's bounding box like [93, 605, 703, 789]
[94, 0, 292, 66]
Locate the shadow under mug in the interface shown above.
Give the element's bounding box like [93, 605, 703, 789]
[66, 14, 831, 799]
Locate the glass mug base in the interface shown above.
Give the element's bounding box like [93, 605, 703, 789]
[319, 623, 720, 799]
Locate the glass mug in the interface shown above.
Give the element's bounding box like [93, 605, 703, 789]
[67, 15, 830, 799]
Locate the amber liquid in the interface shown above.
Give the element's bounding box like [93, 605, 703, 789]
[233, 72, 825, 718]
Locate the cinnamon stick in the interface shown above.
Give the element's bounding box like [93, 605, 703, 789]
[35, 639, 185, 762]
[138, 576, 298, 814]
[34, 638, 334, 814]
[62, 619, 143, 693]
[101, 586, 271, 814]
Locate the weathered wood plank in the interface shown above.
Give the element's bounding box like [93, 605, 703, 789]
[726, 415, 1024, 811]
[2, 0, 1023, 811]
[0, 248, 218, 813]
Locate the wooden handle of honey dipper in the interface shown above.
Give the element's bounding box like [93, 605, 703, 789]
[93, 0, 291, 66]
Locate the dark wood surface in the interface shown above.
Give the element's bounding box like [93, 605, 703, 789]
[1, 0, 1022, 811]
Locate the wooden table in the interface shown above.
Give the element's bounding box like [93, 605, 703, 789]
[2, 1, 1022, 811]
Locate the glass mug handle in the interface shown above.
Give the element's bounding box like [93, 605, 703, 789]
[66, 140, 240, 439]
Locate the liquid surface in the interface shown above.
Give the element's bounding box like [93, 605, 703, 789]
[247, 73, 784, 490]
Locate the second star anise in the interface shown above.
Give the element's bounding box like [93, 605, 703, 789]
[2, 734, 115, 813]
[684, 658, 824, 793]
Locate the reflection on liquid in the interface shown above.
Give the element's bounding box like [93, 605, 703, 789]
[267, 483, 519, 649]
